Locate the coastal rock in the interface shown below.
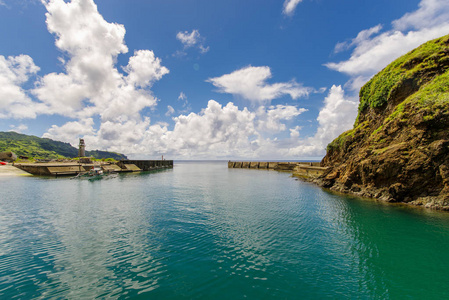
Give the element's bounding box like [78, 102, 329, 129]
[315, 34, 449, 210]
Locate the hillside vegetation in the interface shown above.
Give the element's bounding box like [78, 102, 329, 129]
[318, 34, 449, 209]
[0, 131, 127, 160]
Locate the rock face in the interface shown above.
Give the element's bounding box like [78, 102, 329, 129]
[315, 34, 449, 210]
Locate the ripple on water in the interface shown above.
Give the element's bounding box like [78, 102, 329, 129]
[2, 163, 449, 299]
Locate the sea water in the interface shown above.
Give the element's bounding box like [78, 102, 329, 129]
[1, 161, 449, 299]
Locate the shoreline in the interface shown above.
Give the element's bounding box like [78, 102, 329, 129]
[228, 160, 449, 211]
[295, 172, 449, 212]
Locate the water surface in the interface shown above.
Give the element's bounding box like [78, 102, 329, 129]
[1, 161, 449, 299]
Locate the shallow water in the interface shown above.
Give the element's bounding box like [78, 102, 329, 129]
[1, 161, 449, 299]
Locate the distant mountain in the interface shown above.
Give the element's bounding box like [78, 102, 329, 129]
[0, 131, 127, 160]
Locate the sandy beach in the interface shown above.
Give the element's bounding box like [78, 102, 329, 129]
[0, 165, 33, 177]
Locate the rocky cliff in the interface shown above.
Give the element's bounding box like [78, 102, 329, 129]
[316, 34, 449, 209]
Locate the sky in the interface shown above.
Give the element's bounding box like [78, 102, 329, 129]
[0, 0, 448, 160]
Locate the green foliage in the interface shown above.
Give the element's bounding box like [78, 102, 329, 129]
[326, 121, 369, 152]
[326, 129, 354, 152]
[0, 131, 127, 160]
[372, 125, 384, 136]
[0, 132, 72, 159]
[386, 70, 449, 123]
[357, 34, 449, 122]
[86, 150, 127, 160]
[325, 34, 449, 160]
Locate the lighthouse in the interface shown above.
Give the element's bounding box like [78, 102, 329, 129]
[78, 138, 86, 157]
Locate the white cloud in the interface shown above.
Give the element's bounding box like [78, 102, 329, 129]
[334, 25, 383, 53]
[9, 124, 28, 133]
[326, 27, 449, 77]
[177, 92, 191, 113]
[207, 66, 314, 103]
[289, 126, 301, 138]
[313, 85, 357, 148]
[287, 85, 357, 157]
[392, 0, 449, 31]
[44, 100, 314, 159]
[33, 0, 168, 121]
[0, 55, 40, 119]
[283, 0, 303, 16]
[123, 50, 169, 88]
[176, 29, 209, 54]
[256, 105, 307, 133]
[43, 118, 96, 147]
[165, 105, 175, 116]
[326, 0, 449, 78]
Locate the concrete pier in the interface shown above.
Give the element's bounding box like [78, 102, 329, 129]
[15, 160, 173, 176]
[228, 161, 327, 178]
[118, 160, 173, 171]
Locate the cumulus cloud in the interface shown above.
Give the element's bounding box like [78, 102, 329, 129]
[44, 99, 314, 159]
[123, 50, 169, 88]
[0, 55, 40, 119]
[256, 105, 307, 133]
[287, 86, 357, 157]
[207, 66, 314, 103]
[43, 118, 96, 147]
[33, 0, 168, 120]
[176, 29, 209, 54]
[283, 0, 303, 16]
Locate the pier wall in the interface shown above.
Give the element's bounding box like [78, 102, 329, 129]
[16, 163, 91, 176]
[118, 160, 173, 171]
[228, 161, 327, 178]
[16, 160, 173, 176]
[228, 161, 320, 170]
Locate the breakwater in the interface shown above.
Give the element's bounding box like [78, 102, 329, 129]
[118, 159, 173, 171]
[228, 161, 328, 178]
[16, 160, 173, 176]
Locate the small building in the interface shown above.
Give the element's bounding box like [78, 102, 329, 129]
[0, 151, 17, 162]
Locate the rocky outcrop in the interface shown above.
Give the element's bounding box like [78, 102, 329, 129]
[314, 34, 449, 210]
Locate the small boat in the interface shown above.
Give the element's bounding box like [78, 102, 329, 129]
[89, 166, 104, 176]
[71, 166, 118, 181]
[87, 166, 104, 180]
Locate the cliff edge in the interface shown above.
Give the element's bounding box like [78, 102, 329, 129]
[316, 34, 449, 209]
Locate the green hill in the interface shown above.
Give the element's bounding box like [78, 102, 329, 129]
[0, 131, 127, 160]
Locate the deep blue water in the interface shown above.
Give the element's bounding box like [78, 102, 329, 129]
[1, 161, 449, 299]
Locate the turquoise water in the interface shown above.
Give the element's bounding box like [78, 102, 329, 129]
[1, 161, 449, 299]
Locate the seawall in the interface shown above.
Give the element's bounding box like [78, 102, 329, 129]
[16, 160, 173, 176]
[228, 161, 328, 178]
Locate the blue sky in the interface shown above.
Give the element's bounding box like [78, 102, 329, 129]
[0, 0, 448, 159]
